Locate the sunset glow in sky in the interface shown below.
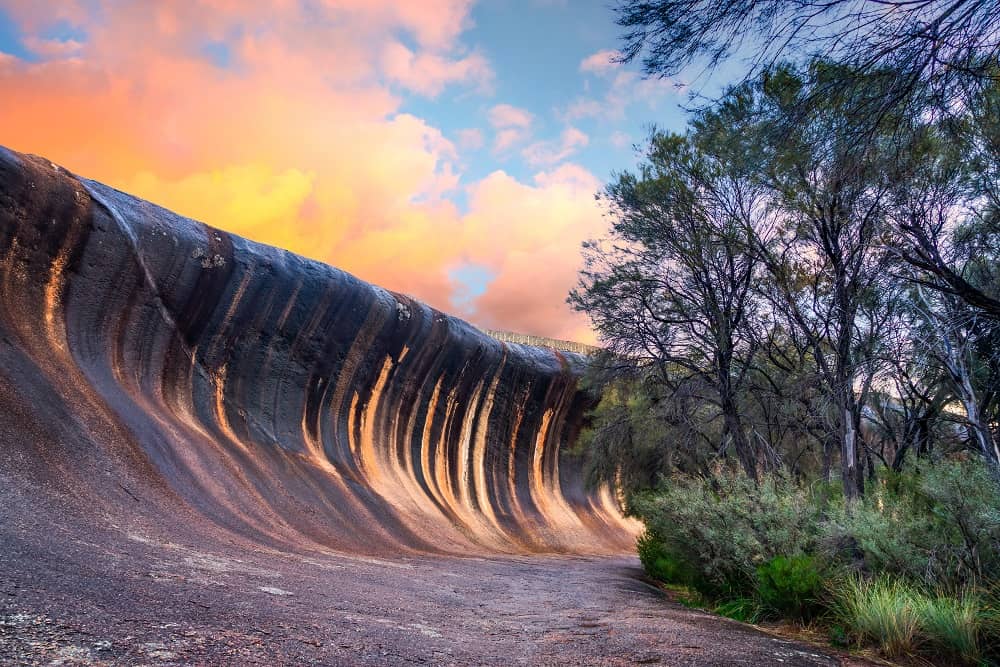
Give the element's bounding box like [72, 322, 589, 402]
[0, 0, 691, 343]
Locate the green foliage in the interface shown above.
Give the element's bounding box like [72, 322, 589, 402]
[827, 624, 850, 647]
[636, 529, 693, 584]
[631, 468, 823, 598]
[632, 458, 1000, 662]
[755, 555, 824, 620]
[831, 576, 993, 664]
[578, 382, 674, 491]
[825, 459, 1000, 588]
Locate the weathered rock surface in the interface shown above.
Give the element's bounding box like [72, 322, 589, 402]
[0, 145, 634, 556]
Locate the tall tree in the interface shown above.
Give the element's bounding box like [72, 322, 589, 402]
[911, 284, 1000, 467]
[616, 2, 1000, 323]
[570, 132, 769, 478]
[697, 63, 901, 498]
[890, 78, 1000, 319]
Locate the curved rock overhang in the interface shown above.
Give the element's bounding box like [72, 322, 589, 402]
[0, 146, 637, 557]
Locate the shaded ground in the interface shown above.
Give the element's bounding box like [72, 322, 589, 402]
[1, 527, 868, 666]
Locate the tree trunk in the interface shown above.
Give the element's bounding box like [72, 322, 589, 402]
[720, 386, 757, 479]
[841, 406, 862, 502]
[963, 396, 1000, 469]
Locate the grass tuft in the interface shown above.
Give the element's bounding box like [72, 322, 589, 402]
[831, 576, 922, 658]
[915, 590, 985, 665]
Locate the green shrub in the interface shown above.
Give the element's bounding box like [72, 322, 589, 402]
[636, 528, 664, 576]
[825, 459, 1000, 590]
[916, 591, 986, 665]
[831, 576, 922, 658]
[636, 529, 693, 584]
[630, 468, 824, 599]
[756, 555, 825, 620]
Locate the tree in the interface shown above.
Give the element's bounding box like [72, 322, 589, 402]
[889, 78, 1000, 320]
[616, 2, 1000, 323]
[911, 286, 1000, 467]
[615, 0, 1000, 107]
[867, 303, 953, 472]
[696, 63, 902, 498]
[570, 132, 769, 478]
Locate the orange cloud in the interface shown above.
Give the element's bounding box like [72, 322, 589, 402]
[0, 1, 604, 344]
[458, 165, 605, 342]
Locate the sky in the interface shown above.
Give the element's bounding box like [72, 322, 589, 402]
[0, 0, 698, 344]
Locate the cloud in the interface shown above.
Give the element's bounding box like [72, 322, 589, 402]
[493, 128, 528, 153]
[488, 103, 533, 154]
[579, 49, 621, 76]
[0, 1, 604, 343]
[456, 128, 484, 150]
[22, 36, 85, 59]
[521, 127, 589, 166]
[609, 130, 631, 148]
[458, 164, 604, 341]
[488, 103, 533, 128]
[382, 41, 492, 97]
[562, 69, 679, 121]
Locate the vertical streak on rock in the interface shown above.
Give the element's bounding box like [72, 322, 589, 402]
[507, 396, 526, 525]
[531, 407, 555, 527]
[472, 355, 505, 536]
[434, 387, 461, 523]
[456, 379, 485, 512]
[44, 248, 70, 353]
[358, 355, 394, 484]
[420, 377, 446, 510]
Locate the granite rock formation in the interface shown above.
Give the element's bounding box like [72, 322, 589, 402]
[0, 146, 635, 557]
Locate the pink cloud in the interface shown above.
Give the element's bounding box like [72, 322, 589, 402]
[579, 49, 622, 76]
[320, 0, 475, 49]
[488, 103, 533, 129]
[457, 165, 604, 341]
[382, 41, 493, 97]
[22, 36, 84, 59]
[493, 128, 529, 153]
[562, 70, 679, 121]
[521, 127, 589, 166]
[488, 104, 534, 154]
[609, 130, 631, 148]
[456, 128, 485, 150]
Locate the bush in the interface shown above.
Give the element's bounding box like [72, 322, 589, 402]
[631, 457, 1000, 663]
[630, 468, 824, 598]
[636, 529, 693, 584]
[756, 555, 824, 620]
[825, 459, 1000, 589]
[831, 576, 922, 658]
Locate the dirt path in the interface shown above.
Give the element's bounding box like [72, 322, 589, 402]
[1, 528, 867, 666]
